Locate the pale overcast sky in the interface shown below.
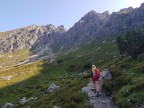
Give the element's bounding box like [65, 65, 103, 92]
[0, 0, 144, 31]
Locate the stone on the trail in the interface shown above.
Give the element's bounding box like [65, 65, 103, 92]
[47, 83, 59, 93]
[88, 92, 97, 98]
[82, 87, 89, 94]
[82, 83, 96, 98]
[102, 100, 107, 104]
[82, 87, 94, 98]
[100, 69, 112, 80]
[3, 103, 14, 108]
[138, 104, 144, 108]
[82, 82, 94, 94]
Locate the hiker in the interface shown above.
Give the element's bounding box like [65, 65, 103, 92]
[91, 65, 101, 97]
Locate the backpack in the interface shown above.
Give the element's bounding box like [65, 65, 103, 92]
[90, 70, 93, 78]
[93, 68, 100, 79]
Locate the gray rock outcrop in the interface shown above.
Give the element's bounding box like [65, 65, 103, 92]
[0, 24, 65, 54]
[100, 69, 112, 80]
[20, 97, 37, 105]
[20, 97, 27, 105]
[47, 83, 59, 93]
[3, 103, 14, 108]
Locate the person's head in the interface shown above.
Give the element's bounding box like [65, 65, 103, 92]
[92, 65, 96, 69]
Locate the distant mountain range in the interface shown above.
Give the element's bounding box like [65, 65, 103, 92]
[0, 3, 144, 54]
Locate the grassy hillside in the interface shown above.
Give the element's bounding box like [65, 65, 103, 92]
[0, 37, 143, 108]
[103, 54, 144, 108]
[0, 59, 92, 107]
[0, 32, 4, 36]
[0, 49, 31, 68]
[0, 39, 119, 107]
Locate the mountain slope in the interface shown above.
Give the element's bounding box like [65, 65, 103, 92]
[0, 36, 143, 108]
[0, 39, 118, 107]
[1, 3, 144, 55]
[0, 24, 65, 53]
[103, 54, 144, 108]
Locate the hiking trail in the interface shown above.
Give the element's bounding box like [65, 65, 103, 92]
[82, 70, 118, 108]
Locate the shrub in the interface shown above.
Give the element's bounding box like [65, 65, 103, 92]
[118, 98, 132, 108]
[63, 101, 77, 108]
[83, 63, 92, 70]
[116, 31, 144, 59]
[68, 64, 76, 72]
[57, 60, 63, 64]
[103, 80, 113, 96]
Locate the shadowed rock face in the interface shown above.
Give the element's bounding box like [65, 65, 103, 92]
[0, 3, 144, 54]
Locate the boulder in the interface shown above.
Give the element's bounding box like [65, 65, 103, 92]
[47, 83, 59, 93]
[20, 97, 37, 105]
[20, 97, 27, 105]
[82, 82, 96, 98]
[53, 106, 60, 108]
[3, 103, 14, 108]
[100, 69, 112, 80]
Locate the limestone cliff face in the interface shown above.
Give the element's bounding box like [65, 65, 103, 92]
[59, 11, 110, 48]
[59, 3, 144, 48]
[0, 24, 65, 53]
[100, 6, 144, 35]
[0, 3, 144, 54]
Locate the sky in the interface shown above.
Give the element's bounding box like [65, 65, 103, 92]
[0, 0, 144, 32]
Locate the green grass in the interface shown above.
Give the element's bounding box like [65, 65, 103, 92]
[0, 49, 31, 68]
[103, 54, 144, 108]
[56, 39, 119, 69]
[1, 38, 143, 108]
[0, 59, 92, 107]
[17, 75, 91, 108]
[0, 39, 118, 107]
[0, 30, 144, 108]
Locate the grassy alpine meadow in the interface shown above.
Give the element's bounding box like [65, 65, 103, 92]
[0, 39, 119, 107]
[1, 37, 143, 108]
[1, 38, 143, 108]
[0, 59, 91, 108]
[0, 49, 31, 68]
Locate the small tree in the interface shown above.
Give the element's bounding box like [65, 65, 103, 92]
[116, 31, 144, 59]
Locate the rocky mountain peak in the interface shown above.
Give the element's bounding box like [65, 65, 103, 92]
[83, 10, 110, 20]
[44, 24, 66, 32]
[57, 25, 66, 32]
[140, 2, 144, 9]
[86, 10, 97, 15]
[102, 11, 110, 15]
[45, 24, 57, 31]
[118, 7, 134, 14]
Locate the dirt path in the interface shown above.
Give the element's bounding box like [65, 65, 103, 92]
[82, 70, 118, 108]
[86, 81, 117, 108]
